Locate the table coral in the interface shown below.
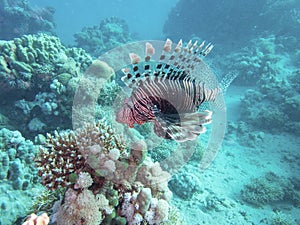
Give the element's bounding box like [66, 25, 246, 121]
[35, 120, 177, 224]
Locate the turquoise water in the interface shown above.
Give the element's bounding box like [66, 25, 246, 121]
[0, 0, 299, 224]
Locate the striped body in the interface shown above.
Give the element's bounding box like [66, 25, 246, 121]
[116, 39, 218, 142]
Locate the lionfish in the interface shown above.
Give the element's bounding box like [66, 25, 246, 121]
[116, 38, 219, 142]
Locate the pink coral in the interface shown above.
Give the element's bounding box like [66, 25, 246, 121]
[22, 213, 49, 225]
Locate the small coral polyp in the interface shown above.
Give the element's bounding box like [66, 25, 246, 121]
[36, 120, 176, 224]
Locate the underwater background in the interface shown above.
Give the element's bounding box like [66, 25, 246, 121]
[0, 0, 299, 224]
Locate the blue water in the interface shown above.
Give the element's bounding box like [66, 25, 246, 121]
[0, 0, 299, 225]
[29, 0, 177, 44]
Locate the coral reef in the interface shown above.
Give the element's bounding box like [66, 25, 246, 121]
[169, 171, 201, 200]
[201, 191, 235, 212]
[240, 70, 300, 135]
[22, 213, 49, 225]
[164, 0, 300, 52]
[29, 188, 65, 216]
[0, 0, 55, 40]
[0, 128, 39, 189]
[218, 35, 300, 136]
[0, 33, 91, 91]
[241, 172, 300, 207]
[0, 33, 93, 137]
[149, 139, 178, 162]
[271, 211, 297, 225]
[219, 35, 288, 86]
[35, 120, 177, 224]
[226, 121, 265, 148]
[74, 17, 133, 57]
[36, 130, 86, 190]
[0, 128, 43, 225]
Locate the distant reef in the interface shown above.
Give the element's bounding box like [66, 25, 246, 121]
[164, 0, 300, 52]
[234, 35, 300, 136]
[0, 0, 56, 40]
[241, 172, 300, 207]
[74, 17, 133, 57]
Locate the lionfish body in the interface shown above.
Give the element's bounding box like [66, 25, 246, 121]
[116, 39, 219, 142]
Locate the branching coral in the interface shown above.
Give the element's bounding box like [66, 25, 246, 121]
[36, 131, 85, 189]
[35, 120, 175, 224]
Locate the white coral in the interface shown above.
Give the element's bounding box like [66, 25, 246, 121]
[74, 172, 93, 189]
[53, 189, 103, 225]
[145, 198, 169, 225]
[103, 159, 116, 172]
[109, 148, 120, 160]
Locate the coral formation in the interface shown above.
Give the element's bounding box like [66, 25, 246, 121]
[22, 213, 49, 225]
[0, 128, 39, 190]
[29, 188, 65, 216]
[0, 33, 91, 91]
[219, 35, 287, 86]
[240, 70, 300, 135]
[0, 0, 55, 40]
[36, 130, 86, 190]
[271, 211, 297, 225]
[0, 33, 93, 137]
[164, 0, 300, 51]
[0, 128, 42, 225]
[74, 17, 133, 57]
[226, 121, 264, 148]
[169, 171, 201, 200]
[36, 120, 176, 224]
[218, 35, 300, 137]
[241, 172, 300, 207]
